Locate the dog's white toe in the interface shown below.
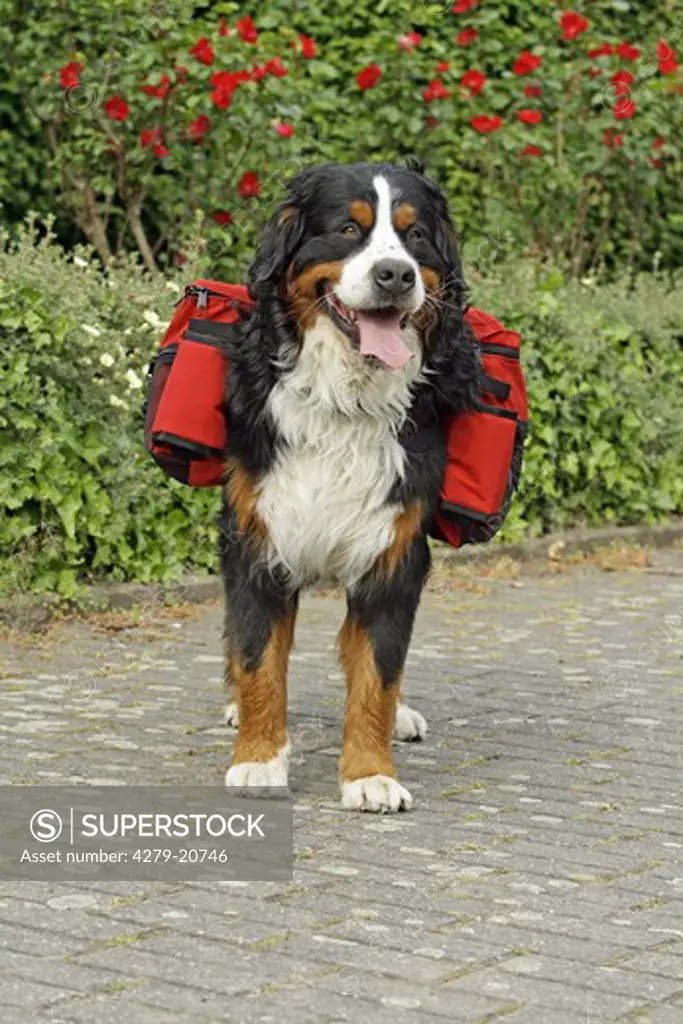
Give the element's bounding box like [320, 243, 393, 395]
[223, 702, 240, 729]
[395, 703, 427, 742]
[341, 775, 413, 813]
[225, 746, 289, 793]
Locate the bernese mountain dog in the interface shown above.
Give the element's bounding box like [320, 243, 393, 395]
[220, 160, 481, 813]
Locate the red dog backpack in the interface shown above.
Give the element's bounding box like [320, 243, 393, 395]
[144, 280, 254, 487]
[145, 281, 528, 548]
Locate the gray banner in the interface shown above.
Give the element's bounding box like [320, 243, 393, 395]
[0, 787, 293, 881]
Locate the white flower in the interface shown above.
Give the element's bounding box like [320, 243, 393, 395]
[143, 309, 162, 328]
[109, 394, 127, 408]
[165, 280, 181, 293]
[125, 368, 142, 390]
[82, 324, 101, 338]
[73, 256, 89, 268]
[99, 353, 115, 368]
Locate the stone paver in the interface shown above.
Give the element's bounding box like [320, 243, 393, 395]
[1, 551, 682, 1023]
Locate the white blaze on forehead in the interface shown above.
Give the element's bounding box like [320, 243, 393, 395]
[369, 175, 406, 259]
[335, 174, 424, 313]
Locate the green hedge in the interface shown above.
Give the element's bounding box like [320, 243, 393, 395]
[1, 224, 682, 597]
[0, 222, 221, 598]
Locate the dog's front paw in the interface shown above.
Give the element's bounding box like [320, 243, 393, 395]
[223, 702, 240, 729]
[341, 775, 413, 813]
[395, 703, 427, 742]
[225, 747, 289, 794]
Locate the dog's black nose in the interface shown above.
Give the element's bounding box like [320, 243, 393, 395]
[373, 258, 416, 297]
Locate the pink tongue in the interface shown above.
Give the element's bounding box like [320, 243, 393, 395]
[357, 311, 412, 369]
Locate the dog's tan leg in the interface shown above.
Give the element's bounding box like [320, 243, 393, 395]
[340, 618, 400, 781]
[225, 597, 298, 791]
[339, 528, 430, 812]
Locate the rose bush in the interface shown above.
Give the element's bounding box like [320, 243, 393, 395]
[0, 1, 680, 280]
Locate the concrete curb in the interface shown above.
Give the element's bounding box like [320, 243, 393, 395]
[3, 520, 682, 628]
[432, 519, 683, 568]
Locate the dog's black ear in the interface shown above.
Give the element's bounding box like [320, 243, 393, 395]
[423, 174, 468, 327]
[419, 173, 480, 412]
[247, 201, 306, 300]
[247, 167, 321, 300]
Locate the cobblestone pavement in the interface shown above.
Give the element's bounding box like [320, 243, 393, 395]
[1, 551, 682, 1024]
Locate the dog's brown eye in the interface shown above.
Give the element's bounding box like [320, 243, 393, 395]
[341, 222, 361, 237]
[407, 226, 424, 243]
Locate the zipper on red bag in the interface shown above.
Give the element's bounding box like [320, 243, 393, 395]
[174, 285, 228, 309]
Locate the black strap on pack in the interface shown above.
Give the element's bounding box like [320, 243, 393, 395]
[482, 373, 512, 401]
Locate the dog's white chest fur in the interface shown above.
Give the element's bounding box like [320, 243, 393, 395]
[257, 318, 422, 589]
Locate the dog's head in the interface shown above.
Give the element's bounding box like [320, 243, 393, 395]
[248, 161, 467, 374]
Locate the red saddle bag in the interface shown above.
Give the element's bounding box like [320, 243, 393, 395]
[145, 283, 528, 548]
[144, 280, 254, 487]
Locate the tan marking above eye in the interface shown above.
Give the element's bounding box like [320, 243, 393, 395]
[393, 203, 418, 232]
[350, 200, 374, 230]
[279, 206, 296, 225]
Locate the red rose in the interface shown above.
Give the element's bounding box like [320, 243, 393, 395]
[210, 69, 250, 108]
[274, 122, 295, 138]
[188, 115, 211, 142]
[426, 116, 440, 129]
[436, 62, 450, 72]
[461, 69, 486, 96]
[658, 41, 679, 75]
[612, 69, 634, 95]
[523, 84, 542, 97]
[653, 137, 665, 150]
[175, 66, 188, 83]
[514, 51, 542, 76]
[613, 97, 637, 120]
[424, 78, 451, 102]
[357, 64, 382, 90]
[264, 56, 288, 78]
[104, 95, 129, 121]
[602, 129, 623, 149]
[520, 145, 543, 158]
[212, 211, 233, 225]
[617, 43, 640, 60]
[457, 29, 479, 46]
[211, 87, 232, 109]
[59, 62, 83, 89]
[298, 34, 317, 58]
[452, 0, 478, 11]
[518, 109, 543, 124]
[140, 127, 161, 149]
[588, 43, 613, 59]
[561, 12, 590, 42]
[190, 38, 214, 66]
[400, 32, 422, 52]
[219, 16, 230, 37]
[588, 69, 603, 78]
[471, 115, 502, 134]
[153, 142, 169, 158]
[236, 15, 258, 44]
[238, 171, 261, 198]
[141, 74, 171, 99]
